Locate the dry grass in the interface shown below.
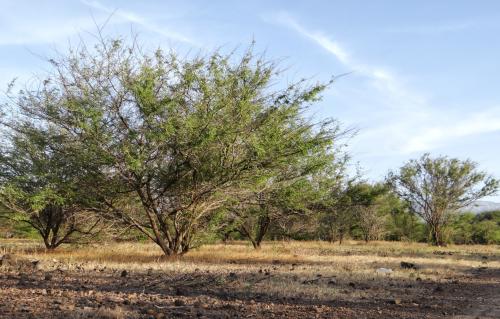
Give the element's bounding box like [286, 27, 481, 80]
[1, 238, 499, 318]
[2, 239, 498, 271]
[1, 239, 498, 301]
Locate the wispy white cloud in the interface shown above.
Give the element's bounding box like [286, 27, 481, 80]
[81, 0, 198, 45]
[402, 108, 500, 153]
[265, 12, 426, 110]
[269, 13, 350, 65]
[264, 11, 500, 156]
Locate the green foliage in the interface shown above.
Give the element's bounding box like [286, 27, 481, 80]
[3, 37, 342, 255]
[451, 211, 500, 244]
[385, 207, 427, 242]
[388, 153, 498, 245]
[0, 87, 106, 249]
[2, 35, 497, 250]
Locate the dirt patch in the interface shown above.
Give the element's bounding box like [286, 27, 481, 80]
[1, 255, 499, 318]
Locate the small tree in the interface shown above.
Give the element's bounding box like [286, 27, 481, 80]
[317, 177, 358, 244]
[0, 127, 104, 249]
[356, 204, 387, 243]
[387, 153, 498, 246]
[231, 177, 321, 249]
[348, 183, 389, 243]
[385, 199, 425, 242]
[227, 150, 348, 249]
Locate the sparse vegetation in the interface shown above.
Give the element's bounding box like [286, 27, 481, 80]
[387, 153, 498, 246]
[0, 239, 499, 318]
[0, 35, 498, 318]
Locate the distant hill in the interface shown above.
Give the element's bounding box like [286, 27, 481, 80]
[461, 201, 500, 214]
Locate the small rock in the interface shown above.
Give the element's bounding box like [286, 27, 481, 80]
[18, 274, 29, 285]
[390, 298, 402, 305]
[44, 273, 52, 281]
[228, 272, 237, 279]
[174, 299, 185, 307]
[175, 287, 186, 296]
[376, 267, 393, 275]
[327, 279, 337, 286]
[434, 285, 444, 292]
[400, 261, 418, 270]
[120, 270, 128, 277]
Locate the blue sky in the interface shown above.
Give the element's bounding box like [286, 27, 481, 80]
[1, 0, 499, 200]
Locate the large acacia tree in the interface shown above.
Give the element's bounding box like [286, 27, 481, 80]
[387, 153, 498, 246]
[3, 38, 341, 255]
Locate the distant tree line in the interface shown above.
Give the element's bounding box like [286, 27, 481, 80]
[0, 36, 498, 254]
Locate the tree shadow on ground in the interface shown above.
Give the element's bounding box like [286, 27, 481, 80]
[3, 266, 497, 318]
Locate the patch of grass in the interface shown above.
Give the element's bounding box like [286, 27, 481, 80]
[2, 239, 497, 277]
[1, 239, 499, 312]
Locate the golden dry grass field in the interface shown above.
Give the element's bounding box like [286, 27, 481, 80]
[1, 240, 499, 318]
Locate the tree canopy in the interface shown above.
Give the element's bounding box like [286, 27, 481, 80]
[1, 38, 344, 254]
[387, 153, 498, 245]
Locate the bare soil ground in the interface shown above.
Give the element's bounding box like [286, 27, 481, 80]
[0, 240, 499, 318]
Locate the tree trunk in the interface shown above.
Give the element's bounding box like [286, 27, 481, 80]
[40, 229, 57, 250]
[254, 215, 270, 249]
[251, 239, 261, 249]
[430, 224, 446, 246]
